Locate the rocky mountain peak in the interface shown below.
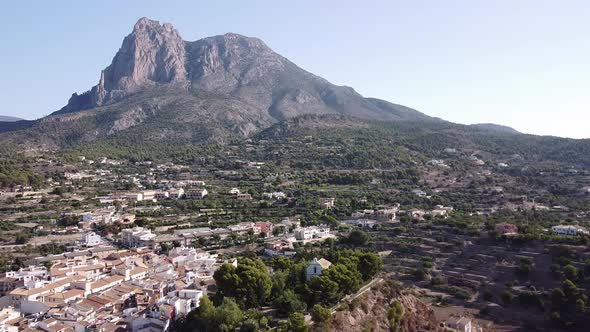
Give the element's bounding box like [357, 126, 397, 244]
[58, 18, 187, 113]
[94, 18, 187, 103]
[55, 17, 432, 129]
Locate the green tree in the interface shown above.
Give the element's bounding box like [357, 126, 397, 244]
[310, 275, 340, 305]
[160, 243, 171, 255]
[272, 256, 294, 271]
[213, 258, 272, 308]
[323, 264, 361, 295]
[501, 291, 513, 306]
[288, 312, 308, 332]
[551, 288, 566, 308]
[563, 265, 578, 281]
[357, 252, 382, 280]
[15, 234, 29, 244]
[215, 298, 244, 332]
[348, 230, 369, 247]
[562, 279, 580, 303]
[182, 296, 244, 332]
[273, 289, 307, 317]
[387, 300, 404, 332]
[185, 295, 215, 331]
[240, 319, 259, 332]
[311, 304, 331, 324]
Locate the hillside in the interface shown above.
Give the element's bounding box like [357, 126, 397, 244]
[0, 116, 24, 122]
[471, 123, 520, 134]
[0, 17, 433, 148]
[258, 114, 590, 167]
[0, 17, 588, 170]
[55, 18, 432, 124]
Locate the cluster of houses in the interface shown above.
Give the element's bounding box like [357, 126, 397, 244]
[0, 242, 227, 332]
[77, 208, 136, 230]
[348, 204, 454, 224]
[494, 223, 589, 237]
[119, 219, 335, 254]
[96, 187, 206, 204]
[0, 216, 340, 332]
[351, 205, 399, 222]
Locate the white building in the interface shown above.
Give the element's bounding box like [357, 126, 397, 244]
[351, 209, 374, 219]
[82, 209, 116, 224]
[551, 225, 589, 236]
[121, 227, 157, 248]
[163, 289, 203, 318]
[237, 193, 252, 201]
[0, 307, 20, 332]
[228, 222, 259, 235]
[125, 192, 144, 202]
[229, 188, 240, 195]
[164, 188, 182, 200]
[306, 257, 332, 280]
[446, 317, 473, 332]
[372, 208, 398, 222]
[263, 192, 287, 200]
[185, 180, 206, 187]
[5, 266, 48, 283]
[154, 191, 170, 200]
[294, 226, 331, 241]
[141, 190, 157, 201]
[84, 232, 103, 247]
[320, 197, 335, 209]
[185, 189, 208, 200]
[412, 189, 427, 198]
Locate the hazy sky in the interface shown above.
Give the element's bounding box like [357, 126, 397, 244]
[1, 1, 588, 138]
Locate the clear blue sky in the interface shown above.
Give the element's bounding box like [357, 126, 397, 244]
[1, 1, 588, 138]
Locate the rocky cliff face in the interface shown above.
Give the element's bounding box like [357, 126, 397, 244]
[94, 18, 187, 105]
[0, 17, 441, 149]
[56, 17, 431, 125]
[60, 18, 188, 113]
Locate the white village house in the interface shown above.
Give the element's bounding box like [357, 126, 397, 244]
[84, 232, 103, 247]
[306, 257, 332, 280]
[551, 225, 589, 236]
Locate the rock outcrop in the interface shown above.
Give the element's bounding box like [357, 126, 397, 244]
[60, 18, 187, 112]
[1, 17, 442, 148]
[329, 280, 443, 332]
[56, 17, 431, 125]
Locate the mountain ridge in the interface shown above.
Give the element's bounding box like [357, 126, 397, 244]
[1, 17, 589, 169]
[0, 116, 24, 122]
[55, 17, 431, 126]
[471, 123, 520, 134]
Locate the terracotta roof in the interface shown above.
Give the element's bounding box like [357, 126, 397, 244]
[130, 267, 148, 276]
[80, 298, 103, 310]
[317, 258, 332, 269]
[87, 295, 111, 305]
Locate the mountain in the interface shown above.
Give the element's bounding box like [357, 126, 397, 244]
[0, 116, 24, 122]
[471, 123, 520, 134]
[54, 17, 431, 121]
[0, 17, 435, 149]
[1, 17, 589, 168]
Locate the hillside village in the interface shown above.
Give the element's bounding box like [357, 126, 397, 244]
[0, 133, 588, 332]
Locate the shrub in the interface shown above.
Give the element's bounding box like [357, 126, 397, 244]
[501, 291, 514, 306]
